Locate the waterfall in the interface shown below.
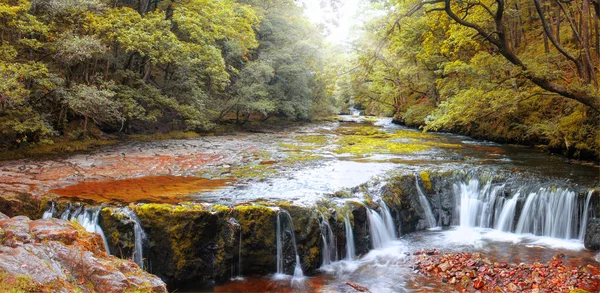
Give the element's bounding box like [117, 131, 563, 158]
[276, 212, 283, 274]
[275, 210, 304, 280]
[42, 202, 55, 219]
[494, 193, 519, 232]
[515, 188, 578, 239]
[366, 207, 394, 249]
[579, 191, 593, 241]
[454, 179, 593, 240]
[60, 204, 71, 220]
[343, 212, 355, 260]
[415, 178, 437, 228]
[319, 214, 336, 266]
[380, 201, 397, 239]
[42, 204, 111, 254]
[238, 229, 242, 277]
[120, 208, 147, 269]
[455, 180, 506, 228]
[73, 208, 111, 254]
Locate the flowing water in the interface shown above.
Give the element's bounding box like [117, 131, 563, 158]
[274, 210, 304, 283]
[43, 205, 111, 254]
[343, 212, 356, 260]
[319, 214, 337, 266]
[119, 207, 147, 269]
[22, 116, 599, 292]
[415, 178, 438, 229]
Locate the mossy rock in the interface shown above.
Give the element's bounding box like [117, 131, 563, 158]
[100, 207, 136, 261]
[233, 205, 278, 275]
[276, 203, 322, 274]
[132, 203, 223, 286]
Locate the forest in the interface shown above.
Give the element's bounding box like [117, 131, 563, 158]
[1, 0, 599, 160]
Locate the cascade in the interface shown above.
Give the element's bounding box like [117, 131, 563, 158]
[275, 210, 304, 280]
[380, 201, 397, 239]
[454, 179, 593, 240]
[60, 204, 71, 220]
[276, 212, 283, 274]
[579, 191, 593, 241]
[494, 193, 519, 232]
[365, 207, 394, 249]
[238, 229, 242, 277]
[42, 202, 55, 219]
[343, 212, 355, 260]
[120, 208, 147, 269]
[319, 214, 336, 266]
[455, 180, 506, 228]
[415, 178, 437, 228]
[42, 204, 111, 254]
[515, 188, 578, 239]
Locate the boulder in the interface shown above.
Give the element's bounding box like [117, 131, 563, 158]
[0, 215, 167, 293]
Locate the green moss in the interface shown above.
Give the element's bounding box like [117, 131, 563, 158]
[296, 135, 328, 145]
[334, 135, 431, 155]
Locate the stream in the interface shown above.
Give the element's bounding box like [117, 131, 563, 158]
[9, 116, 599, 292]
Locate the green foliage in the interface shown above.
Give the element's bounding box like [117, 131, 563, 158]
[0, 0, 337, 149]
[340, 0, 600, 160]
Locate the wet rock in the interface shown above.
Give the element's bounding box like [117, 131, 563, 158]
[584, 218, 600, 251]
[0, 215, 167, 293]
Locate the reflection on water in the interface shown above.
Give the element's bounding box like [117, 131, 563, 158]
[198, 227, 598, 293]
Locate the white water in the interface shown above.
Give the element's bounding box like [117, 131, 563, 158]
[366, 206, 395, 249]
[42, 202, 55, 219]
[275, 210, 304, 282]
[381, 202, 397, 239]
[43, 204, 111, 254]
[579, 190, 593, 241]
[455, 180, 592, 240]
[276, 213, 283, 274]
[120, 208, 147, 269]
[454, 180, 506, 228]
[415, 178, 437, 229]
[515, 188, 578, 239]
[343, 212, 355, 260]
[494, 193, 519, 232]
[319, 214, 337, 266]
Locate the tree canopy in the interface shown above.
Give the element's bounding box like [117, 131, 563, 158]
[343, 0, 600, 159]
[0, 0, 335, 149]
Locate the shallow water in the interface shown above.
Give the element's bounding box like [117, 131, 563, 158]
[192, 227, 599, 293]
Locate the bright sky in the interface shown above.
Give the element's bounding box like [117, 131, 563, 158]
[300, 0, 362, 45]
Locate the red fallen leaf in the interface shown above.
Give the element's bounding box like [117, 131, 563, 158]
[473, 278, 484, 289]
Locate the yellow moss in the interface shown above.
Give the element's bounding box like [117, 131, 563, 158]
[296, 135, 328, 145]
[420, 171, 432, 193]
[334, 135, 431, 155]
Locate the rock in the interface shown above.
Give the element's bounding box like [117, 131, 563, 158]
[0, 216, 167, 293]
[0, 212, 8, 220]
[584, 218, 600, 251]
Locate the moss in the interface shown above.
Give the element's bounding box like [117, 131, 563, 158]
[0, 271, 82, 293]
[420, 171, 432, 193]
[333, 124, 461, 156]
[296, 135, 328, 145]
[234, 205, 278, 274]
